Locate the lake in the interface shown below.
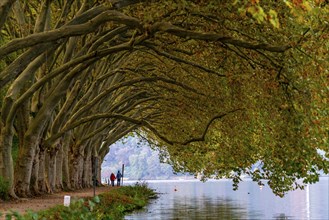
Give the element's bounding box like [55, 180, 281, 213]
[125, 177, 329, 220]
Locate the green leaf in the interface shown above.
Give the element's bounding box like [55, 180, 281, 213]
[269, 9, 280, 28]
[93, 195, 100, 203]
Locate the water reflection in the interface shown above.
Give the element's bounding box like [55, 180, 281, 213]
[170, 197, 251, 220]
[273, 213, 293, 220]
[125, 178, 329, 220]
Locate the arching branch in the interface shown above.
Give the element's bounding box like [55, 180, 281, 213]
[150, 22, 292, 52]
[68, 76, 201, 123]
[0, 10, 143, 58]
[142, 108, 244, 145]
[8, 41, 134, 126]
[110, 0, 150, 9]
[0, 0, 16, 31]
[143, 42, 226, 77]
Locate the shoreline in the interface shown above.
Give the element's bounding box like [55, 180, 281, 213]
[0, 186, 112, 219]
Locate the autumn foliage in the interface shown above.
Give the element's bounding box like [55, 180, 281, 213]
[0, 0, 328, 198]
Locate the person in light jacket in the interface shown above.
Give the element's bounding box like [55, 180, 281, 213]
[116, 170, 122, 186]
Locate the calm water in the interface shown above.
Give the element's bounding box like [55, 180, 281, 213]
[125, 177, 329, 220]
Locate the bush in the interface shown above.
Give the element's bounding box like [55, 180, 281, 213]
[0, 175, 9, 201]
[95, 182, 157, 219]
[3, 184, 157, 220]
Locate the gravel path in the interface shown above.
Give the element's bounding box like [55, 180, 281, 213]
[0, 186, 113, 219]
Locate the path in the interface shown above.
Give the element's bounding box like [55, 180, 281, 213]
[0, 186, 112, 219]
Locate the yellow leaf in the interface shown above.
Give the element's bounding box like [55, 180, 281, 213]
[285, 0, 293, 8]
[302, 2, 312, 11]
[247, 6, 257, 15]
[269, 9, 280, 28]
[233, 0, 239, 5]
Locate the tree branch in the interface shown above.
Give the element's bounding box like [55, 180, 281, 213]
[143, 42, 226, 77]
[110, 0, 150, 9]
[150, 22, 291, 52]
[0, 10, 143, 58]
[68, 76, 200, 123]
[143, 108, 244, 145]
[0, 0, 16, 31]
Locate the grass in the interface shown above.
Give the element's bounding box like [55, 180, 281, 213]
[1, 182, 157, 220]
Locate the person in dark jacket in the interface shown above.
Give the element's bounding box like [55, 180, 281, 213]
[110, 173, 116, 187]
[116, 170, 122, 186]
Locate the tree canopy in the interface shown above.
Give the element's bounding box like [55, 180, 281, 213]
[0, 0, 328, 198]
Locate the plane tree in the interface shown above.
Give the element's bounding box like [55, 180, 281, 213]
[0, 0, 148, 197]
[0, 0, 328, 198]
[125, 0, 329, 196]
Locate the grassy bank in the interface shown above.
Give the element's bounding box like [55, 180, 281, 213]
[2, 182, 157, 220]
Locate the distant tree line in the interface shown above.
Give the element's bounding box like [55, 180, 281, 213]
[102, 136, 185, 181]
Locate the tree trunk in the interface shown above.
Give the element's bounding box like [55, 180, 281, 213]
[97, 157, 102, 186]
[69, 152, 81, 189]
[37, 148, 47, 193]
[0, 125, 17, 198]
[78, 153, 84, 189]
[44, 151, 51, 193]
[30, 145, 40, 195]
[82, 148, 92, 187]
[69, 141, 87, 189]
[55, 143, 64, 191]
[62, 140, 71, 190]
[47, 150, 57, 193]
[0, 0, 16, 31]
[14, 134, 38, 197]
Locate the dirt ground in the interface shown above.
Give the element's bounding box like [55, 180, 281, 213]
[0, 186, 113, 219]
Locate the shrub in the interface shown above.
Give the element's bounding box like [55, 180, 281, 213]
[0, 175, 9, 201]
[3, 184, 157, 220]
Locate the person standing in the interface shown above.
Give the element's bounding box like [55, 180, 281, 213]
[110, 173, 116, 187]
[116, 170, 122, 186]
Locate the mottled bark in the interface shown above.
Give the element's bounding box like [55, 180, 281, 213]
[77, 153, 84, 189]
[30, 146, 40, 195]
[62, 134, 71, 190]
[47, 150, 57, 193]
[0, 0, 16, 31]
[69, 150, 82, 189]
[97, 158, 102, 186]
[0, 124, 16, 198]
[82, 148, 92, 188]
[37, 148, 47, 193]
[55, 143, 64, 191]
[14, 135, 38, 197]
